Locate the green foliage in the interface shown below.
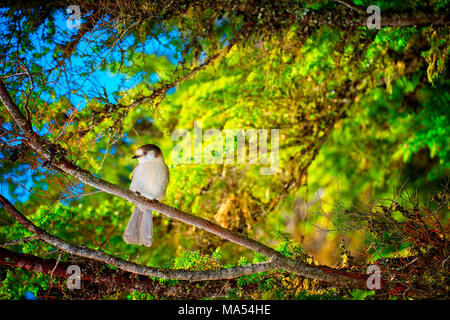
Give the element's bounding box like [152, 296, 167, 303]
[0, 268, 49, 300]
[172, 248, 222, 271]
[403, 82, 450, 179]
[273, 230, 305, 260]
[350, 289, 375, 300]
[127, 291, 156, 300]
[1, 0, 449, 300]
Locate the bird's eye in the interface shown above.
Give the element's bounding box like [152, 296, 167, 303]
[144, 152, 147, 155]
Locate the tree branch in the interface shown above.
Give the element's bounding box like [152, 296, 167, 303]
[0, 247, 249, 298]
[333, 0, 365, 15]
[0, 194, 276, 281]
[0, 236, 38, 247]
[379, 15, 448, 27]
[2, 246, 311, 298]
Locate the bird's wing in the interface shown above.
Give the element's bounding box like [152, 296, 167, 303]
[129, 165, 139, 190]
[165, 163, 170, 184]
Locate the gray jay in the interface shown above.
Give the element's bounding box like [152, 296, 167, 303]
[123, 144, 170, 247]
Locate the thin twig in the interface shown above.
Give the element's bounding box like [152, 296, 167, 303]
[332, 0, 365, 14]
[49, 250, 63, 289]
[17, 58, 34, 122]
[0, 236, 38, 247]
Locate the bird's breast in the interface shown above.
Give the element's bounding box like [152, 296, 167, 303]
[130, 161, 169, 200]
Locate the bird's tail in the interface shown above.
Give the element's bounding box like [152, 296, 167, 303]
[123, 205, 153, 247]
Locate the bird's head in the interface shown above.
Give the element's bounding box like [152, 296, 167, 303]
[132, 144, 163, 163]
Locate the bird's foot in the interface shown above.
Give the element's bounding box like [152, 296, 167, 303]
[143, 238, 153, 247]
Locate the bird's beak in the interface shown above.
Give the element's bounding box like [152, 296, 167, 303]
[132, 155, 138, 159]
